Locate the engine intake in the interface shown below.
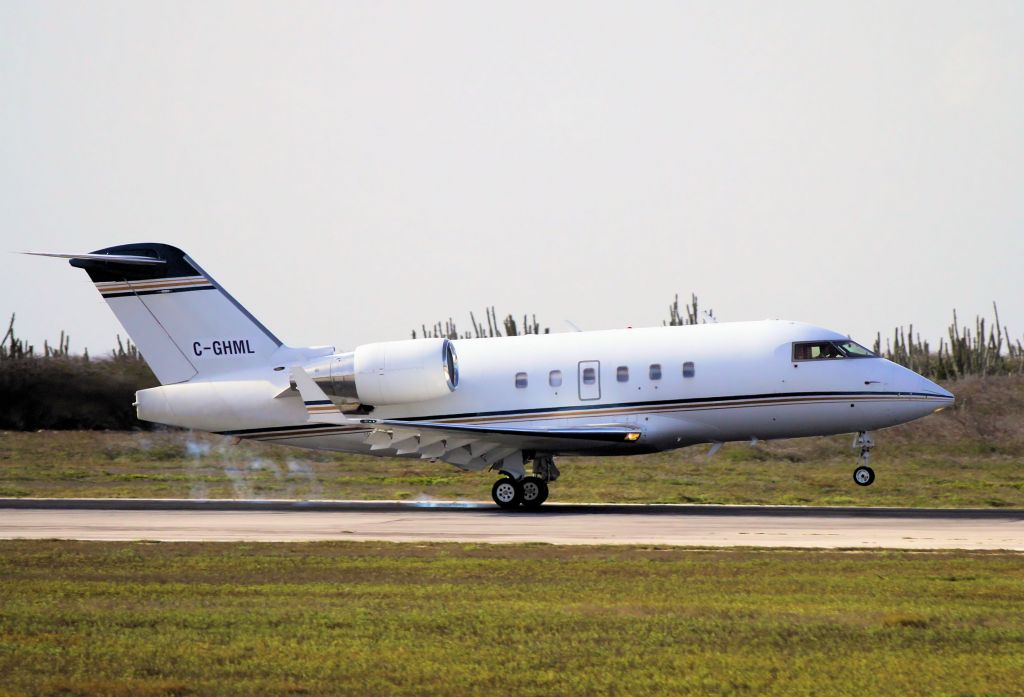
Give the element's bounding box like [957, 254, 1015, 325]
[304, 338, 459, 407]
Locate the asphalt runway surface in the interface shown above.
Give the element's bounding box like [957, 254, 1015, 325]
[2, 499, 1022, 549]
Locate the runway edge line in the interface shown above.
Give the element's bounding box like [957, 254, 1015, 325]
[1, 498, 1022, 519]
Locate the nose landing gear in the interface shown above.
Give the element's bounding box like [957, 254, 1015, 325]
[852, 431, 875, 486]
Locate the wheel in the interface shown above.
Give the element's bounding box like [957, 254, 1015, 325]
[520, 476, 549, 509]
[853, 465, 875, 486]
[491, 477, 523, 509]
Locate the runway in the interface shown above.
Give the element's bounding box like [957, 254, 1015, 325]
[2, 499, 1022, 549]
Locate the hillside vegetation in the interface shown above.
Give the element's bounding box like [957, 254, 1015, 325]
[2, 301, 1022, 430]
[0, 315, 157, 430]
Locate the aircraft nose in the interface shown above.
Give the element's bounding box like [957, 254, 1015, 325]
[891, 363, 954, 402]
[929, 381, 955, 401]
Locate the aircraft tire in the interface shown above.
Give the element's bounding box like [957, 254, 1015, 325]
[853, 466, 875, 487]
[491, 477, 523, 509]
[520, 476, 549, 509]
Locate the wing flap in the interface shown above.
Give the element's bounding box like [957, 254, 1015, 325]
[354, 419, 644, 470]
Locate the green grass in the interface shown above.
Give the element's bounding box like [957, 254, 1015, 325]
[1, 375, 1022, 507]
[0, 541, 1021, 696]
[0, 429, 1022, 508]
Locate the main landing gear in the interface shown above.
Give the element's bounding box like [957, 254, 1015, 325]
[491, 476, 549, 509]
[490, 455, 559, 510]
[852, 431, 875, 486]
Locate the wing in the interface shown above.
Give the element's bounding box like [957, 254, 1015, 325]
[361, 419, 643, 471]
[288, 364, 644, 471]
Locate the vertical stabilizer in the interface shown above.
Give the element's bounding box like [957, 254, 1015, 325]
[68, 243, 282, 384]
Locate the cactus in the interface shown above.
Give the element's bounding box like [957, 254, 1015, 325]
[664, 293, 712, 326]
[1, 313, 30, 360]
[413, 298, 1021, 380]
[876, 303, 1022, 379]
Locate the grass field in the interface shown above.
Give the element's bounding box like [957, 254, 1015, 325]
[1, 375, 1022, 507]
[0, 541, 1021, 696]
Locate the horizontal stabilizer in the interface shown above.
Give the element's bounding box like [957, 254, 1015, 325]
[23, 252, 166, 266]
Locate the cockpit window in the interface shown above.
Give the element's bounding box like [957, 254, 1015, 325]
[834, 340, 876, 357]
[793, 342, 842, 360]
[793, 340, 876, 361]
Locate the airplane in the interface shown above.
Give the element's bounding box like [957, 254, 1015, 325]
[29, 243, 955, 509]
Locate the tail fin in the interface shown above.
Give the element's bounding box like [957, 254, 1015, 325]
[66, 243, 282, 384]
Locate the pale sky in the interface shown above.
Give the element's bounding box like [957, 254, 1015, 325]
[2, 1, 1022, 357]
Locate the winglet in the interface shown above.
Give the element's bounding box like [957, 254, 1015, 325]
[289, 365, 349, 424]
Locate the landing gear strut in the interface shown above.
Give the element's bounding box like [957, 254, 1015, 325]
[532, 454, 560, 483]
[852, 431, 875, 486]
[490, 455, 558, 509]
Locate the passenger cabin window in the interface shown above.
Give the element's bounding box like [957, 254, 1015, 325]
[549, 370, 562, 387]
[515, 372, 528, 388]
[682, 361, 695, 378]
[792, 340, 876, 361]
[616, 365, 629, 382]
[649, 363, 662, 380]
[582, 367, 596, 385]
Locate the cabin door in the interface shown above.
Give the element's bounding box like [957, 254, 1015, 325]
[578, 360, 601, 400]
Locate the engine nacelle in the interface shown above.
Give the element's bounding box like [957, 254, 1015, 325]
[304, 338, 459, 407]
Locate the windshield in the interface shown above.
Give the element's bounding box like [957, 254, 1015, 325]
[793, 340, 876, 361]
[834, 340, 876, 357]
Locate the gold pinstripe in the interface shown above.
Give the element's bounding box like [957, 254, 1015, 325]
[306, 406, 340, 414]
[95, 275, 206, 288]
[245, 390, 942, 440]
[237, 393, 947, 442]
[419, 393, 938, 426]
[243, 426, 370, 441]
[96, 276, 213, 295]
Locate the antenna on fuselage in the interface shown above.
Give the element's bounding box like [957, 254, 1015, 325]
[564, 320, 583, 333]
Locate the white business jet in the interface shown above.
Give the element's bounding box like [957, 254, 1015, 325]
[30, 244, 954, 508]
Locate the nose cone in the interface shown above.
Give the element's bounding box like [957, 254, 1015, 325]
[891, 363, 954, 402]
[928, 380, 955, 401]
